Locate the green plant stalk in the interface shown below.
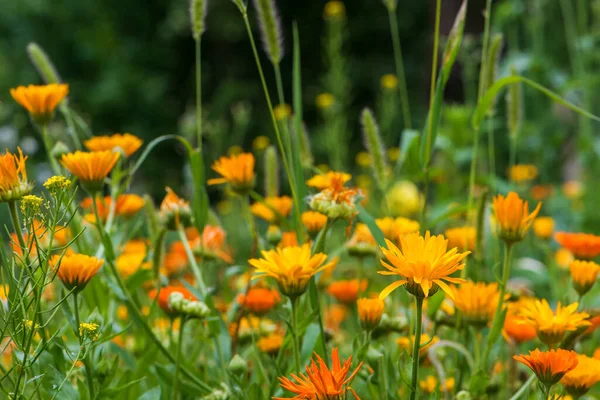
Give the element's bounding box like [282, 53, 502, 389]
[241, 12, 303, 240]
[73, 293, 95, 400]
[386, 7, 412, 130]
[409, 296, 424, 400]
[487, 116, 496, 192]
[90, 197, 211, 393]
[482, 242, 513, 368]
[195, 38, 203, 152]
[40, 124, 61, 175]
[378, 354, 389, 400]
[309, 219, 332, 361]
[172, 318, 186, 400]
[177, 224, 208, 298]
[290, 297, 302, 373]
[273, 63, 294, 171]
[420, 0, 442, 228]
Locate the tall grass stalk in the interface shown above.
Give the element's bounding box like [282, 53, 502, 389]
[386, 6, 412, 130]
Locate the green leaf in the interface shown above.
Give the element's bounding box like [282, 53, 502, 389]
[137, 387, 161, 400]
[394, 129, 420, 175]
[420, 0, 468, 168]
[97, 377, 145, 397]
[469, 369, 490, 395]
[472, 75, 600, 131]
[190, 149, 209, 234]
[357, 205, 385, 247]
[299, 323, 320, 364]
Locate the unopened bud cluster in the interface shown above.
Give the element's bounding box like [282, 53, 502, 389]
[168, 291, 210, 319]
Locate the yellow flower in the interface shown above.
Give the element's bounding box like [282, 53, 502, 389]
[250, 196, 293, 224]
[20, 195, 43, 218]
[274, 104, 292, 120]
[10, 84, 69, 124]
[378, 232, 469, 299]
[43, 176, 71, 195]
[116, 194, 145, 217]
[492, 191, 541, 243]
[517, 299, 591, 347]
[301, 211, 328, 237]
[533, 217, 555, 240]
[355, 151, 371, 168]
[315, 92, 335, 110]
[323, 1, 346, 19]
[84, 133, 143, 157]
[397, 334, 439, 356]
[249, 244, 336, 298]
[385, 181, 423, 217]
[0, 148, 33, 202]
[376, 217, 420, 242]
[357, 298, 384, 331]
[387, 147, 400, 162]
[116, 252, 148, 279]
[257, 332, 284, 354]
[51, 253, 104, 293]
[509, 164, 538, 183]
[306, 171, 351, 190]
[569, 260, 600, 296]
[381, 74, 399, 90]
[453, 281, 502, 326]
[79, 322, 99, 338]
[514, 349, 578, 388]
[556, 248, 575, 269]
[419, 376, 455, 394]
[252, 135, 270, 151]
[561, 354, 600, 397]
[208, 153, 255, 194]
[60, 151, 120, 193]
[444, 226, 476, 251]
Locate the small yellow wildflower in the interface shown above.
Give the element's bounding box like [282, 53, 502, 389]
[381, 74, 399, 90]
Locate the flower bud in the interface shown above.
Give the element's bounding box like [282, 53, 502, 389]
[228, 354, 248, 374]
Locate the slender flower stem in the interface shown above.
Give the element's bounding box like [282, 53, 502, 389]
[309, 219, 332, 361]
[482, 242, 513, 368]
[73, 293, 95, 400]
[378, 354, 389, 400]
[420, 0, 442, 228]
[290, 297, 302, 373]
[40, 124, 62, 175]
[172, 318, 186, 400]
[508, 374, 536, 400]
[176, 225, 208, 298]
[386, 6, 412, 130]
[410, 296, 424, 400]
[195, 38, 203, 151]
[8, 201, 29, 263]
[241, 11, 303, 239]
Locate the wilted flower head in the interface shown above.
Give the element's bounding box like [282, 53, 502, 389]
[492, 191, 541, 243]
[52, 254, 104, 293]
[188, 225, 233, 263]
[378, 232, 469, 299]
[84, 133, 143, 157]
[160, 187, 192, 230]
[275, 348, 362, 400]
[514, 349, 578, 389]
[10, 84, 69, 124]
[309, 174, 360, 220]
[0, 148, 33, 202]
[208, 153, 255, 194]
[249, 244, 336, 299]
[60, 151, 120, 193]
[555, 232, 600, 260]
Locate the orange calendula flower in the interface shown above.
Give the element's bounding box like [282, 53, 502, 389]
[275, 348, 362, 400]
[250, 196, 293, 224]
[444, 226, 476, 251]
[115, 194, 145, 217]
[116, 252, 148, 279]
[347, 223, 378, 258]
[84, 133, 143, 157]
[533, 217, 555, 240]
[453, 281, 502, 326]
[10, 84, 69, 124]
[302, 211, 328, 237]
[0, 148, 33, 202]
[518, 299, 591, 347]
[378, 232, 469, 299]
[208, 153, 255, 193]
[159, 187, 191, 230]
[514, 349, 578, 388]
[306, 171, 351, 190]
[503, 313, 537, 344]
[60, 151, 120, 193]
[357, 298, 384, 331]
[509, 164, 538, 183]
[237, 287, 281, 315]
[327, 280, 367, 304]
[188, 225, 233, 263]
[569, 260, 600, 296]
[555, 232, 600, 260]
[52, 254, 104, 293]
[560, 354, 600, 397]
[257, 332, 284, 354]
[492, 191, 541, 243]
[249, 244, 336, 299]
[531, 184, 555, 201]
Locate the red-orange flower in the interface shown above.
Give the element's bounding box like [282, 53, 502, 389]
[237, 287, 281, 315]
[514, 349, 578, 387]
[327, 280, 367, 304]
[275, 348, 363, 400]
[555, 232, 600, 260]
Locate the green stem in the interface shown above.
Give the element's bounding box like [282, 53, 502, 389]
[195, 38, 203, 151]
[176, 225, 208, 298]
[73, 293, 95, 400]
[487, 115, 496, 192]
[8, 201, 29, 264]
[241, 12, 302, 239]
[40, 124, 62, 175]
[409, 296, 424, 400]
[386, 6, 412, 130]
[482, 242, 513, 368]
[378, 354, 389, 400]
[290, 297, 302, 373]
[172, 318, 186, 400]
